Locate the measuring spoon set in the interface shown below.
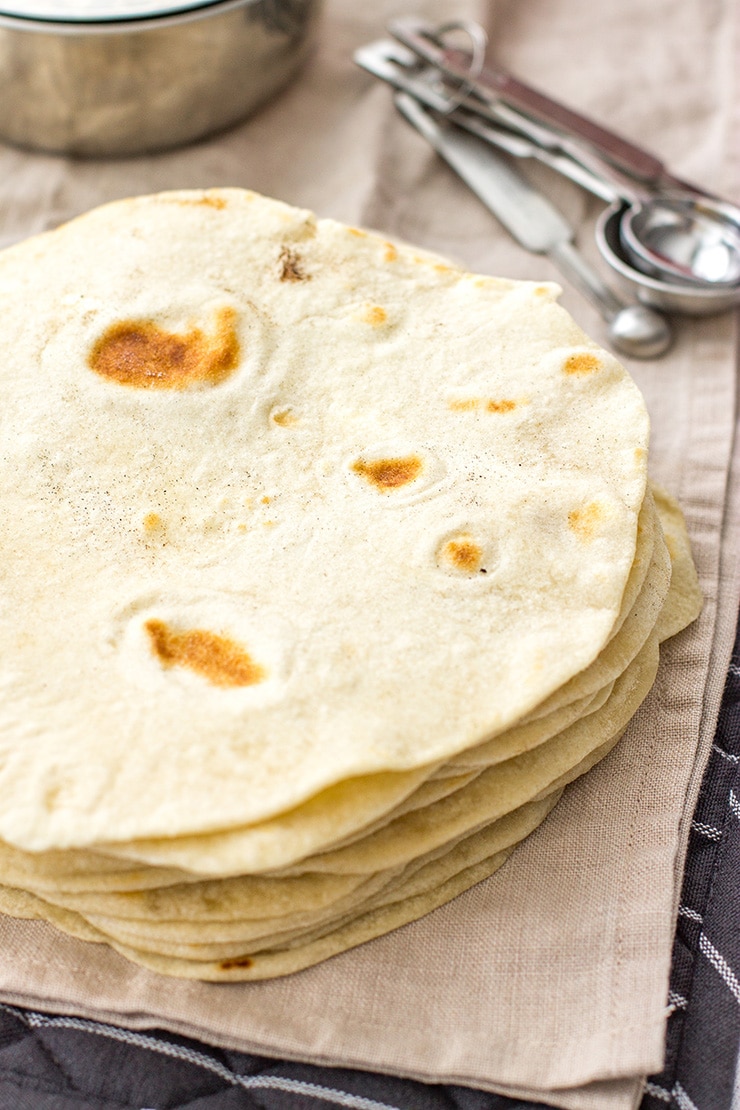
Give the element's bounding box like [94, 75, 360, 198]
[355, 17, 740, 358]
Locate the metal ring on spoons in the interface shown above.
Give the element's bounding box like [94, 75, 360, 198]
[431, 20, 488, 115]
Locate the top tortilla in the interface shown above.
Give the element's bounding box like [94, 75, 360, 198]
[0, 188, 649, 851]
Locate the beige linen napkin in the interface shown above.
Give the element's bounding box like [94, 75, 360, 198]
[0, 1, 738, 1108]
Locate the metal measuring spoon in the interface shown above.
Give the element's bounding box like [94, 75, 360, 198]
[620, 196, 740, 286]
[393, 92, 672, 359]
[596, 205, 740, 316]
[388, 17, 740, 290]
[447, 106, 740, 308]
[437, 103, 740, 304]
[354, 40, 622, 203]
[355, 39, 737, 317]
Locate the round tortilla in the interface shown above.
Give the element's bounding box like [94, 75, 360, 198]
[89, 490, 669, 876]
[0, 189, 703, 982]
[0, 188, 650, 853]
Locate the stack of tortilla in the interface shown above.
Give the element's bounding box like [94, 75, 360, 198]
[0, 188, 700, 980]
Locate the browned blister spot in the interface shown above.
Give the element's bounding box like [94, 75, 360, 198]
[89, 306, 239, 390]
[383, 242, 398, 262]
[449, 398, 518, 413]
[166, 194, 227, 210]
[219, 955, 254, 970]
[143, 512, 164, 534]
[563, 352, 601, 375]
[279, 247, 309, 282]
[568, 502, 605, 541]
[449, 398, 480, 412]
[363, 305, 387, 327]
[272, 408, 298, 427]
[43, 784, 63, 812]
[145, 619, 265, 688]
[352, 455, 423, 491]
[440, 535, 483, 574]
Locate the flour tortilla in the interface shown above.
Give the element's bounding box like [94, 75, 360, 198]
[0, 488, 674, 901]
[0, 472, 700, 979]
[0, 479, 696, 919]
[57, 632, 664, 978]
[0, 766, 474, 895]
[0, 848, 522, 982]
[12, 770, 484, 906]
[59, 794, 564, 956]
[89, 491, 669, 877]
[0, 841, 190, 893]
[0, 832, 533, 979]
[32, 622, 664, 942]
[0, 188, 650, 853]
[651, 485, 702, 641]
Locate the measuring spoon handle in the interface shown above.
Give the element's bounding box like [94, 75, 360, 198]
[389, 16, 710, 198]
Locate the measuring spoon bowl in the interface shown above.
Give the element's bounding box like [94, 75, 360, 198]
[596, 204, 740, 316]
[619, 194, 740, 287]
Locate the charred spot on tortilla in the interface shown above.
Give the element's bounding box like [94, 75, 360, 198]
[448, 398, 480, 412]
[563, 352, 602, 376]
[145, 619, 265, 688]
[168, 193, 228, 210]
[362, 305, 387, 326]
[219, 955, 254, 970]
[438, 535, 484, 575]
[279, 247, 309, 283]
[448, 398, 518, 413]
[352, 455, 423, 491]
[486, 399, 517, 413]
[88, 306, 239, 389]
[568, 502, 606, 541]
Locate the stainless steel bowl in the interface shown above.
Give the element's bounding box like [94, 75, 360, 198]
[595, 203, 740, 317]
[0, 0, 320, 156]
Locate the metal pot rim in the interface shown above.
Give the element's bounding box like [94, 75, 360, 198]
[0, 0, 257, 33]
